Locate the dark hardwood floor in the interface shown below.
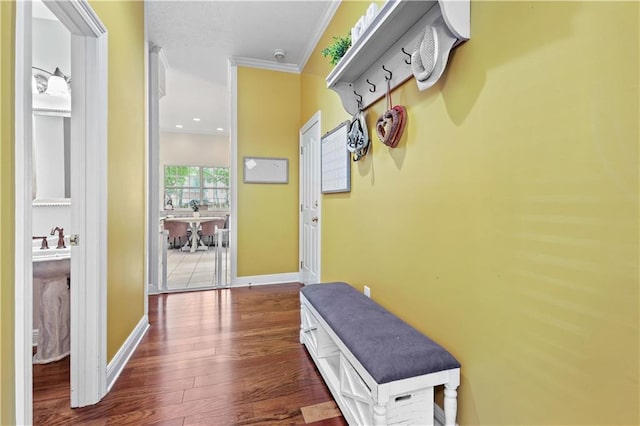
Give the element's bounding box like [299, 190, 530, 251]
[33, 283, 346, 425]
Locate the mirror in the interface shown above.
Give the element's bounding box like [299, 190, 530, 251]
[32, 110, 71, 205]
[32, 0, 71, 206]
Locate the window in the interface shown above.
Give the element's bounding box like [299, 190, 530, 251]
[164, 165, 230, 209]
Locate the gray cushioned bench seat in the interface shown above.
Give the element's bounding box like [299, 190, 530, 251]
[301, 282, 460, 384]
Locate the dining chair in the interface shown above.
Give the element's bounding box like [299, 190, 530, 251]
[163, 221, 189, 249]
[199, 218, 225, 247]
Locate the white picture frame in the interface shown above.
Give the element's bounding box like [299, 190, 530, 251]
[243, 157, 289, 184]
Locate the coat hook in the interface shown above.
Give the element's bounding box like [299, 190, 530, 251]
[401, 48, 412, 65]
[366, 79, 376, 93]
[382, 65, 392, 81]
[353, 90, 363, 106]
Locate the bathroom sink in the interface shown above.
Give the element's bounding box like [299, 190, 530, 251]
[33, 257, 70, 280]
[33, 237, 70, 280]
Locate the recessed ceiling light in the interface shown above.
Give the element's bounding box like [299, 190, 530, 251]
[193, 118, 201, 122]
[176, 124, 183, 128]
[216, 127, 224, 131]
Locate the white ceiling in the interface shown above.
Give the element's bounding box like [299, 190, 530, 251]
[146, 1, 339, 136]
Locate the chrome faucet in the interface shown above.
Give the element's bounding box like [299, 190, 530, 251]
[50, 226, 66, 249]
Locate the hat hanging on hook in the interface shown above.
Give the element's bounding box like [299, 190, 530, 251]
[411, 26, 438, 81]
[411, 17, 458, 91]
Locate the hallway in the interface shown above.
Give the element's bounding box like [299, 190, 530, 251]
[33, 283, 345, 425]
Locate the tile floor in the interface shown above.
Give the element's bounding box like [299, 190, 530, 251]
[166, 245, 230, 290]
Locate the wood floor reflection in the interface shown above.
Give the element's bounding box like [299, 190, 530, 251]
[33, 283, 345, 425]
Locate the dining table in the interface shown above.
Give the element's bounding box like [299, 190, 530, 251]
[163, 216, 225, 253]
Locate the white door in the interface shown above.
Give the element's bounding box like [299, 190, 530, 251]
[299, 112, 321, 285]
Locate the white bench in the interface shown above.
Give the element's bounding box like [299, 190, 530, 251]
[300, 282, 460, 426]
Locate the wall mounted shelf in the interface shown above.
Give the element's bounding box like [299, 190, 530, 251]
[326, 0, 470, 115]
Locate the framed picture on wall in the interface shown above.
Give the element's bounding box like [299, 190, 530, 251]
[243, 157, 289, 184]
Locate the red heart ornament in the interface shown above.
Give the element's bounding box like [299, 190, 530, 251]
[376, 105, 406, 148]
[388, 105, 407, 148]
[376, 108, 400, 147]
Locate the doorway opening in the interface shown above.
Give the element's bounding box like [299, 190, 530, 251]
[15, 0, 108, 422]
[30, 0, 73, 409]
[149, 47, 233, 293]
[161, 164, 231, 291]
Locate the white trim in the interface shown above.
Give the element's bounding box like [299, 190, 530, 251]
[301, 112, 321, 135]
[298, 111, 322, 285]
[228, 60, 238, 283]
[15, 0, 109, 418]
[230, 0, 340, 75]
[298, 0, 341, 72]
[148, 46, 161, 294]
[230, 56, 300, 74]
[157, 47, 170, 71]
[232, 272, 301, 287]
[45, 0, 106, 36]
[143, 15, 150, 317]
[32, 199, 72, 207]
[68, 20, 109, 408]
[14, 2, 34, 424]
[106, 316, 149, 393]
[32, 107, 71, 116]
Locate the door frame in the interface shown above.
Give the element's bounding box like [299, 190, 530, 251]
[229, 61, 238, 283]
[299, 111, 322, 284]
[14, 0, 108, 421]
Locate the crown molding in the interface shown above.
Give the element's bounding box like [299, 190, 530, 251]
[231, 0, 342, 74]
[299, 0, 341, 72]
[230, 56, 300, 74]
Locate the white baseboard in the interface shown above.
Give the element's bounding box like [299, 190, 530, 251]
[106, 315, 149, 393]
[147, 282, 159, 295]
[232, 272, 300, 287]
[32, 329, 38, 347]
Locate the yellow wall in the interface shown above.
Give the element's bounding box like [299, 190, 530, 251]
[302, 1, 639, 424]
[236, 67, 300, 276]
[0, 2, 16, 423]
[89, 1, 146, 361]
[0, 4, 145, 422]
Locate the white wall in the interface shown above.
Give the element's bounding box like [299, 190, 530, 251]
[33, 17, 70, 75]
[159, 132, 230, 211]
[160, 131, 230, 167]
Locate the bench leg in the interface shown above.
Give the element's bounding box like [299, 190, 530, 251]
[444, 384, 458, 425]
[373, 404, 387, 425]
